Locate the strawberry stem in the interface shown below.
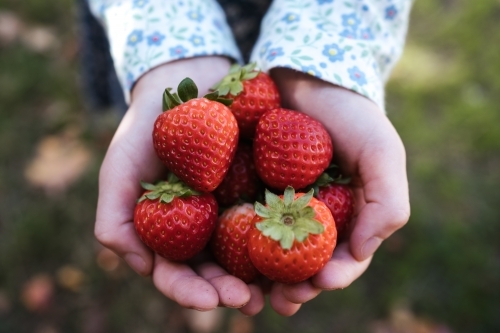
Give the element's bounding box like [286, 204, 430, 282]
[254, 186, 324, 250]
[162, 77, 233, 111]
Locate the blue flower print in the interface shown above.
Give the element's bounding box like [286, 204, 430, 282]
[213, 19, 224, 31]
[281, 13, 300, 24]
[360, 28, 374, 40]
[169, 45, 189, 57]
[322, 43, 345, 62]
[133, 0, 148, 8]
[385, 5, 398, 20]
[189, 34, 205, 47]
[127, 30, 143, 46]
[341, 13, 361, 30]
[259, 41, 272, 57]
[187, 10, 204, 22]
[317, 0, 334, 4]
[266, 47, 284, 61]
[147, 31, 165, 46]
[126, 72, 135, 90]
[340, 29, 357, 39]
[348, 66, 367, 85]
[302, 65, 322, 78]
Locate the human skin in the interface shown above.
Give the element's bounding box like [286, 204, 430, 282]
[94, 56, 410, 316]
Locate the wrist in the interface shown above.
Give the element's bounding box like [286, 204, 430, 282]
[130, 56, 232, 113]
[270, 68, 383, 116]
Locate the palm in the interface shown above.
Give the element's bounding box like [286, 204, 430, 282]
[263, 68, 410, 316]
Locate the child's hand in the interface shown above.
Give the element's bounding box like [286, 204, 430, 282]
[94, 57, 261, 312]
[264, 68, 411, 316]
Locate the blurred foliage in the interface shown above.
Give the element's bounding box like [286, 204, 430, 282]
[0, 0, 499, 332]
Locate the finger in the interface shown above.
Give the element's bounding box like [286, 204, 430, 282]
[94, 220, 152, 276]
[239, 283, 266, 316]
[94, 110, 166, 276]
[350, 129, 410, 261]
[311, 243, 372, 290]
[152, 254, 219, 311]
[195, 262, 251, 308]
[269, 283, 302, 316]
[94, 153, 158, 275]
[282, 280, 321, 304]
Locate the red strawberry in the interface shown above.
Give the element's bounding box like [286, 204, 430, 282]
[153, 78, 239, 192]
[316, 184, 354, 238]
[247, 186, 337, 284]
[213, 142, 262, 207]
[212, 63, 281, 138]
[310, 165, 355, 239]
[253, 108, 333, 191]
[211, 203, 259, 283]
[134, 176, 218, 261]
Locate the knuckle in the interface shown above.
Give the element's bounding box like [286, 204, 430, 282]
[389, 206, 411, 230]
[94, 223, 114, 247]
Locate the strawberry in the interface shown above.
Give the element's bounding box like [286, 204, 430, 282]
[212, 63, 281, 139]
[212, 142, 262, 207]
[153, 78, 239, 192]
[247, 186, 337, 284]
[134, 175, 218, 261]
[253, 108, 333, 191]
[311, 166, 355, 239]
[210, 203, 259, 283]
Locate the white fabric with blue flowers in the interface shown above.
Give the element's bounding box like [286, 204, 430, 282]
[89, 0, 413, 110]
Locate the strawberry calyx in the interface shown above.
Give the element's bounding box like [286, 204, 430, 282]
[138, 173, 200, 203]
[308, 164, 351, 196]
[162, 77, 233, 111]
[211, 62, 260, 97]
[254, 186, 324, 250]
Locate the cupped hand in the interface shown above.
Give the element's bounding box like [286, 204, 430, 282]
[94, 57, 256, 311]
[265, 68, 411, 316]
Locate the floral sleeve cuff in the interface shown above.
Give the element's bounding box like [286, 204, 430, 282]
[250, 0, 413, 111]
[88, 0, 242, 103]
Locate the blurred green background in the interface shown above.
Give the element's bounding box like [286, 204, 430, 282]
[0, 0, 499, 332]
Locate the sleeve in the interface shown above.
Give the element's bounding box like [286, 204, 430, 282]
[249, 0, 414, 111]
[87, 0, 242, 103]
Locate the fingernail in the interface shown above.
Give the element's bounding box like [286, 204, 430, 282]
[361, 237, 382, 260]
[124, 253, 146, 275]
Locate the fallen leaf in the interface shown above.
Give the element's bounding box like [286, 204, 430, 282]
[24, 129, 93, 195]
[20, 25, 59, 53]
[20, 273, 54, 313]
[228, 311, 254, 333]
[56, 265, 85, 292]
[96, 248, 121, 272]
[0, 11, 24, 45]
[369, 300, 455, 333]
[183, 307, 224, 333]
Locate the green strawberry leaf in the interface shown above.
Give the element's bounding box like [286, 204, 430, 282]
[137, 177, 200, 203]
[178, 77, 198, 102]
[211, 62, 260, 97]
[203, 90, 233, 106]
[163, 88, 181, 111]
[144, 192, 161, 201]
[290, 188, 313, 210]
[254, 201, 271, 218]
[241, 71, 259, 81]
[140, 181, 158, 191]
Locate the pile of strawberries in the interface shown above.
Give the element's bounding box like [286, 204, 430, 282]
[134, 63, 355, 284]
